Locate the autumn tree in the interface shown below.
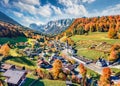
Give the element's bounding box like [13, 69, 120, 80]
[108, 51, 118, 62]
[0, 43, 10, 57]
[108, 44, 120, 62]
[36, 68, 44, 79]
[98, 67, 112, 86]
[0, 80, 3, 86]
[52, 59, 62, 79]
[116, 81, 120, 86]
[108, 28, 118, 39]
[78, 63, 87, 86]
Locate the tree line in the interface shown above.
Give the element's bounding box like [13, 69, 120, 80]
[57, 15, 120, 39]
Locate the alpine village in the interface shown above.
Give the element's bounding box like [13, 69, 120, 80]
[0, 0, 120, 86]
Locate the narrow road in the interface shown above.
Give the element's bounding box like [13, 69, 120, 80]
[62, 49, 103, 75]
[62, 49, 120, 83]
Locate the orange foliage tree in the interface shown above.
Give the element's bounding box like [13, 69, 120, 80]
[108, 28, 117, 39]
[98, 67, 112, 86]
[116, 81, 120, 86]
[108, 44, 120, 62]
[0, 80, 3, 86]
[0, 43, 10, 57]
[36, 68, 44, 79]
[52, 59, 62, 79]
[78, 63, 87, 86]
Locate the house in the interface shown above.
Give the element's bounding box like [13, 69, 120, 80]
[96, 58, 107, 67]
[66, 80, 73, 86]
[37, 58, 52, 69]
[1, 64, 14, 70]
[3, 69, 27, 86]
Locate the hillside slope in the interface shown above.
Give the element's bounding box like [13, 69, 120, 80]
[61, 15, 120, 37]
[0, 11, 20, 25]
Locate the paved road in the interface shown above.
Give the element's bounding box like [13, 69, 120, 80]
[62, 49, 103, 74]
[62, 49, 120, 83]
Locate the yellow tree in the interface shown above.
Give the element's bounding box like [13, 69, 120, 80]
[52, 59, 62, 79]
[78, 63, 87, 86]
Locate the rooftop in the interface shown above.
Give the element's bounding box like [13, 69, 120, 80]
[3, 69, 26, 84]
[1, 64, 13, 70]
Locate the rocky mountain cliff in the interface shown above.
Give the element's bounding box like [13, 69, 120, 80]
[29, 19, 73, 35]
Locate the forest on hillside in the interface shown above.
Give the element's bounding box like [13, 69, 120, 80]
[60, 15, 120, 39]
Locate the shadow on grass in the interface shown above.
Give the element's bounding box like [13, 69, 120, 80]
[3, 56, 35, 66]
[0, 37, 28, 45]
[23, 78, 44, 86]
[33, 80, 45, 86]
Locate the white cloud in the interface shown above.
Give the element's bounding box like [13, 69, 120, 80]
[20, 0, 40, 5]
[21, 16, 44, 26]
[38, 4, 52, 17]
[13, 1, 52, 18]
[3, 0, 9, 5]
[88, 4, 120, 17]
[58, 0, 88, 17]
[13, 2, 36, 15]
[59, 0, 73, 7]
[101, 4, 120, 16]
[64, 5, 88, 16]
[51, 5, 63, 15]
[13, 11, 23, 17]
[82, 0, 95, 3]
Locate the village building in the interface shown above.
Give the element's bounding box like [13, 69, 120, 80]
[96, 58, 108, 67]
[3, 69, 27, 86]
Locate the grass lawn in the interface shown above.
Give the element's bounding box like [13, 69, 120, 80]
[34, 79, 66, 86]
[23, 72, 66, 86]
[87, 68, 100, 80]
[0, 37, 28, 44]
[23, 71, 80, 86]
[77, 49, 108, 60]
[111, 68, 120, 75]
[71, 32, 120, 44]
[9, 49, 21, 57]
[28, 38, 36, 45]
[70, 32, 120, 60]
[4, 56, 37, 70]
[0, 72, 8, 86]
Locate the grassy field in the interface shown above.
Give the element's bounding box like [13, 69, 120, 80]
[71, 32, 120, 60]
[23, 68, 99, 86]
[111, 68, 120, 75]
[0, 37, 28, 44]
[71, 32, 120, 44]
[0, 37, 38, 70]
[87, 68, 100, 79]
[4, 56, 37, 70]
[23, 72, 79, 86]
[9, 49, 21, 57]
[77, 49, 108, 60]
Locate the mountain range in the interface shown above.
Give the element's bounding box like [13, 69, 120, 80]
[0, 11, 74, 36]
[29, 19, 74, 35]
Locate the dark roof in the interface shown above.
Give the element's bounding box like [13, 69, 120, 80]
[3, 69, 26, 84]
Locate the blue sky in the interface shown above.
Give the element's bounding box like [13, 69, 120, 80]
[0, 0, 120, 26]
